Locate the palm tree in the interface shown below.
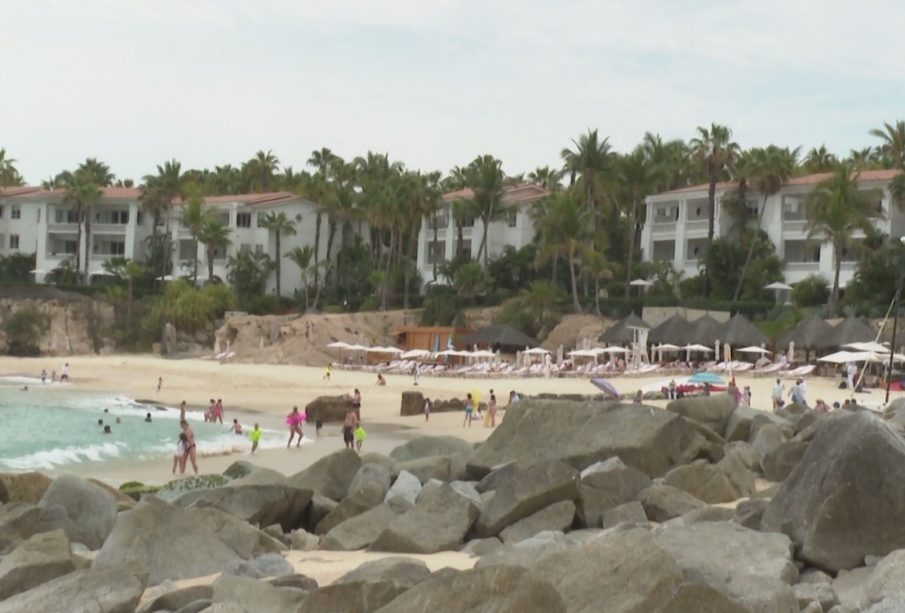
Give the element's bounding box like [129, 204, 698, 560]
[60, 171, 102, 284]
[78, 158, 115, 186]
[616, 148, 661, 296]
[102, 257, 144, 328]
[286, 245, 314, 311]
[806, 163, 880, 308]
[870, 120, 905, 168]
[560, 129, 613, 235]
[463, 155, 505, 264]
[243, 150, 280, 192]
[848, 147, 881, 170]
[141, 160, 184, 279]
[0, 149, 24, 187]
[179, 184, 210, 285]
[261, 211, 296, 297]
[690, 123, 740, 292]
[197, 219, 232, 283]
[114, 178, 135, 188]
[528, 166, 562, 191]
[535, 191, 591, 312]
[732, 146, 798, 300]
[803, 145, 837, 173]
[307, 148, 341, 288]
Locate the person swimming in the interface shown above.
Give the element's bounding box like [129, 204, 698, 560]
[103, 425, 112, 434]
[145, 413, 152, 422]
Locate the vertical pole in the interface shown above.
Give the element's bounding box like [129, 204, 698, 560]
[887, 276, 903, 404]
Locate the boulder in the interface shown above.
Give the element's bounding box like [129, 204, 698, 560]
[602, 501, 648, 528]
[290, 529, 319, 551]
[672, 505, 735, 526]
[211, 574, 307, 611]
[384, 470, 421, 511]
[666, 393, 737, 435]
[794, 582, 841, 611]
[371, 484, 479, 554]
[662, 455, 754, 504]
[474, 460, 579, 537]
[0, 529, 75, 600]
[287, 449, 362, 501]
[306, 495, 338, 530]
[723, 440, 763, 473]
[734, 498, 768, 530]
[359, 453, 398, 473]
[576, 457, 651, 528]
[92, 497, 244, 585]
[253, 553, 294, 577]
[0, 472, 53, 504]
[467, 401, 710, 479]
[762, 412, 905, 572]
[136, 584, 213, 613]
[268, 573, 318, 591]
[658, 583, 748, 613]
[316, 465, 392, 534]
[374, 564, 567, 613]
[475, 461, 520, 493]
[174, 484, 312, 531]
[400, 391, 425, 416]
[36, 475, 117, 549]
[432, 398, 465, 413]
[335, 556, 430, 589]
[305, 395, 357, 423]
[87, 479, 136, 512]
[227, 467, 288, 487]
[475, 531, 578, 569]
[860, 549, 905, 610]
[300, 580, 406, 612]
[653, 520, 798, 611]
[0, 502, 41, 554]
[389, 435, 475, 463]
[750, 423, 787, 460]
[460, 537, 503, 557]
[639, 483, 708, 522]
[153, 474, 229, 502]
[394, 455, 467, 483]
[762, 440, 809, 482]
[223, 560, 264, 579]
[187, 506, 285, 558]
[0, 568, 145, 613]
[723, 405, 761, 442]
[321, 503, 403, 551]
[531, 527, 684, 613]
[449, 481, 483, 509]
[499, 500, 576, 544]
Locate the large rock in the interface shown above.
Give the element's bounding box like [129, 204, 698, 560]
[371, 483, 479, 554]
[531, 527, 686, 613]
[187, 506, 285, 558]
[0, 502, 41, 554]
[374, 564, 567, 613]
[316, 465, 392, 534]
[499, 500, 576, 544]
[467, 401, 710, 478]
[576, 457, 651, 527]
[211, 574, 307, 611]
[174, 484, 312, 530]
[475, 461, 520, 493]
[136, 584, 214, 613]
[761, 440, 809, 482]
[92, 497, 244, 585]
[603, 501, 648, 528]
[400, 391, 425, 416]
[335, 556, 431, 589]
[0, 568, 145, 613]
[860, 549, 905, 610]
[305, 395, 357, 423]
[36, 475, 117, 549]
[0, 472, 53, 504]
[762, 412, 905, 572]
[666, 394, 737, 435]
[475, 531, 579, 569]
[394, 456, 467, 484]
[653, 520, 798, 612]
[662, 457, 753, 504]
[384, 470, 421, 511]
[724, 405, 761, 442]
[723, 440, 763, 474]
[750, 423, 787, 460]
[0, 529, 75, 600]
[639, 483, 707, 522]
[301, 580, 408, 613]
[474, 460, 579, 537]
[321, 503, 404, 551]
[287, 449, 362, 501]
[389, 435, 475, 463]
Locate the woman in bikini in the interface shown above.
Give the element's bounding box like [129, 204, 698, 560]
[286, 406, 305, 448]
[179, 420, 198, 474]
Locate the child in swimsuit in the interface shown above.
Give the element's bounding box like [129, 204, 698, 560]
[173, 433, 188, 474]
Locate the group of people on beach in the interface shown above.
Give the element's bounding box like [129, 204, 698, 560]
[461, 389, 518, 428]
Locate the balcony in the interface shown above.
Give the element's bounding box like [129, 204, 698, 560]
[92, 224, 128, 235]
[785, 262, 820, 272]
[781, 220, 807, 234]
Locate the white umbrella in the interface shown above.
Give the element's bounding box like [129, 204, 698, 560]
[401, 349, 431, 359]
[682, 344, 714, 352]
[737, 346, 772, 355]
[843, 341, 890, 353]
[629, 279, 653, 287]
[764, 282, 793, 291]
[327, 341, 351, 349]
[471, 349, 495, 358]
[601, 346, 631, 354]
[654, 343, 681, 351]
[568, 349, 597, 357]
[524, 347, 551, 355]
[345, 344, 369, 352]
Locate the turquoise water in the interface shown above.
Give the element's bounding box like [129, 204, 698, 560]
[0, 377, 287, 472]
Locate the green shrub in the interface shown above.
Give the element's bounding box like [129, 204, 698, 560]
[421, 286, 461, 326]
[1, 305, 50, 356]
[792, 275, 831, 308]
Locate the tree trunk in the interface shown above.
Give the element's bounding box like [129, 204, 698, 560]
[831, 246, 842, 311]
[703, 169, 717, 296]
[732, 193, 768, 301]
[74, 208, 82, 284]
[208, 246, 215, 282]
[569, 247, 581, 312]
[302, 272, 309, 312]
[624, 194, 638, 298]
[274, 232, 282, 297]
[477, 216, 489, 264]
[312, 264, 329, 311]
[192, 238, 199, 286]
[325, 218, 337, 285]
[432, 221, 439, 281]
[83, 206, 92, 285]
[313, 211, 322, 289]
[381, 230, 394, 311]
[456, 222, 464, 260]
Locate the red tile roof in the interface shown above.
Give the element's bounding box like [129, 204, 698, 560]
[0, 186, 300, 207]
[0, 186, 42, 197]
[657, 169, 902, 197]
[442, 183, 550, 206]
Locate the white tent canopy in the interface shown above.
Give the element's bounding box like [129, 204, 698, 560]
[819, 350, 905, 364]
[764, 281, 793, 291]
[629, 278, 653, 287]
[737, 346, 772, 355]
[601, 346, 631, 354]
[345, 344, 370, 352]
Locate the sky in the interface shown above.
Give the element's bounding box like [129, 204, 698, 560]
[2, 0, 905, 184]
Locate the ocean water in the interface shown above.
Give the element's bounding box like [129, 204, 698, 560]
[0, 377, 291, 472]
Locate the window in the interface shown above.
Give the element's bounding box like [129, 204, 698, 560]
[11, 206, 20, 220]
[257, 213, 266, 227]
[63, 240, 77, 255]
[236, 213, 252, 228]
[179, 240, 195, 261]
[37, 209, 41, 223]
[426, 241, 445, 264]
[428, 213, 449, 231]
[55, 209, 78, 224]
[0, 205, 4, 218]
[111, 210, 129, 224]
[255, 244, 264, 255]
[0, 235, 4, 249]
[507, 211, 518, 228]
[9, 234, 19, 250]
[240, 243, 252, 254]
[460, 215, 475, 228]
[137, 212, 144, 225]
[110, 241, 125, 256]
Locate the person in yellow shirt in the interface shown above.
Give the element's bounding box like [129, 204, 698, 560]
[250, 423, 262, 454]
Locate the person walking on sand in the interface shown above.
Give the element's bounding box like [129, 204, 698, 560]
[173, 433, 188, 474]
[488, 393, 499, 427]
[250, 423, 262, 454]
[342, 408, 358, 449]
[352, 388, 362, 420]
[463, 393, 474, 428]
[180, 420, 198, 474]
[412, 363, 420, 386]
[771, 379, 784, 410]
[323, 363, 332, 381]
[286, 406, 304, 448]
[424, 397, 432, 422]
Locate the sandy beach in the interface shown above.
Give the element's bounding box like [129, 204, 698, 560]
[1, 354, 901, 486]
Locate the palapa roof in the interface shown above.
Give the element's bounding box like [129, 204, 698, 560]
[464, 324, 539, 348]
[598, 313, 651, 344]
[684, 315, 726, 347]
[648, 314, 689, 345]
[779, 314, 835, 350]
[828, 316, 877, 347]
[722, 313, 768, 347]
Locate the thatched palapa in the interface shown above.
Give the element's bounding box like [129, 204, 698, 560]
[598, 313, 651, 344]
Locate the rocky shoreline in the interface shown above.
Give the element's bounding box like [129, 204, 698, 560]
[2, 396, 905, 612]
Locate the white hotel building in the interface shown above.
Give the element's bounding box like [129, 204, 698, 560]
[0, 186, 339, 295]
[640, 169, 905, 287]
[415, 183, 549, 289]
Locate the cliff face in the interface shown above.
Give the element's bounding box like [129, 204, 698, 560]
[0, 288, 116, 356]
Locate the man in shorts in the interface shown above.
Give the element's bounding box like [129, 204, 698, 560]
[342, 408, 358, 449]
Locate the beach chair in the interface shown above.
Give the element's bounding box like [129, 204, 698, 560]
[753, 363, 786, 378]
[783, 364, 816, 379]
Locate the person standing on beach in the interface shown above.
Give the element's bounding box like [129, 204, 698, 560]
[250, 423, 262, 454]
[215, 399, 224, 425]
[287, 406, 304, 448]
[179, 400, 187, 421]
[173, 433, 188, 474]
[423, 397, 432, 422]
[180, 420, 198, 474]
[230, 419, 243, 435]
[342, 408, 358, 449]
[488, 393, 498, 427]
[323, 363, 332, 381]
[60, 363, 70, 382]
[355, 422, 367, 452]
[157, 377, 163, 393]
[41, 369, 47, 384]
[352, 388, 362, 420]
[412, 363, 420, 386]
[771, 379, 784, 410]
[463, 393, 474, 428]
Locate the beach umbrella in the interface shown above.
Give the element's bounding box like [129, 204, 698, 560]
[598, 313, 651, 344]
[345, 344, 369, 352]
[524, 347, 551, 355]
[688, 372, 725, 385]
[737, 346, 772, 355]
[722, 314, 769, 347]
[590, 378, 620, 399]
[401, 349, 431, 359]
[764, 281, 793, 304]
[843, 341, 889, 353]
[829, 316, 877, 347]
[649, 314, 689, 345]
[327, 341, 351, 349]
